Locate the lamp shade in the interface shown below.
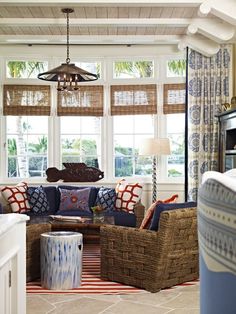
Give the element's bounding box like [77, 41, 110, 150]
[139, 138, 171, 156]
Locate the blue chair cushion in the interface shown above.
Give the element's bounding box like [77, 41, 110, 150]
[149, 201, 197, 231]
[104, 211, 136, 227]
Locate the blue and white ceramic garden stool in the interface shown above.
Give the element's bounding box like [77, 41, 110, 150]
[40, 231, 83, 289]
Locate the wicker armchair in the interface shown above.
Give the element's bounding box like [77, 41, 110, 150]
[26, 222, 51, 282]
[100, 205, 198, 293]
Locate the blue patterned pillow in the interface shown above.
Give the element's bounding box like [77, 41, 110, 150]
[27, 186, 50, 214]
[95, 187, 116, 212]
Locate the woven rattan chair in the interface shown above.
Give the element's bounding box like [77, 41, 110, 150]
[26, 222, 51, 282]
[100, 205, 198, 293]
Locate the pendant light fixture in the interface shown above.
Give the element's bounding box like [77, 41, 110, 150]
[38, 8, 98, 91]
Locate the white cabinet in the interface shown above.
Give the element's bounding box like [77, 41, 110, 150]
[0, 214, 29, 314]
[0, 259, 11, 314]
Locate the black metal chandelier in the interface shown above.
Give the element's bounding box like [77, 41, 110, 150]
[38, 8, 98, 91]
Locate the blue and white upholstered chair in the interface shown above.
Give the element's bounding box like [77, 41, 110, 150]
[198, 170, 236, 314]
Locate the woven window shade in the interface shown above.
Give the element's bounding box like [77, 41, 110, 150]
[163, 83, 186, 114]
[57, 85, 104, 116]
[111, 84, 157, 115]
[3, 85, 51, 116]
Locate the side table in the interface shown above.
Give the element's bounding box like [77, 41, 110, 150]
[41, 231, 83, 289]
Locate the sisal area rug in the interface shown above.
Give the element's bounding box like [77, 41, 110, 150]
[26, 244, 146, 295]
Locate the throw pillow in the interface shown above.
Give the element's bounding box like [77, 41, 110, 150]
[27, 186, 50, 214]
[139, 194, 179, 229]
[59, 187, 91, 212]
[115, 179, 143, 214]
[149, 201, 197, 231]
[95, 187, 116, 212]
[1, 182, 31, 213]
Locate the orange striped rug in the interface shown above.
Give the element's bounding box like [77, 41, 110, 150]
[26, 244, 146, 295]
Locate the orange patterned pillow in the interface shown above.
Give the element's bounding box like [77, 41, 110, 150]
[140, 194, 178, 229]
[1, 182, 31, 213]
[115, 179, 143, 213]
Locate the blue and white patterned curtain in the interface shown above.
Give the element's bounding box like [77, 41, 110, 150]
[187, 46, 231, 201]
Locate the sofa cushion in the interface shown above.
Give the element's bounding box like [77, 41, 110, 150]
[149, 201, 197, 231]
[58, 187, 91, 212]
[43, 186, 59, 214]
[57, 185, 99, 208]
[115, 179, 143, 213]
[140, 194, 179, 230]
[27, 186, 50, 214]
[1, 182, 31, 213]
[95, 187, 116, 212]
[104, 211, 136, 227]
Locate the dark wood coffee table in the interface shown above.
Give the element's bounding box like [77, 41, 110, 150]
[50, 216, 115, 243]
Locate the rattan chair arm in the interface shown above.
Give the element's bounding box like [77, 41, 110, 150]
[100, 224, 158, 245]
[133, 201, 145, 227]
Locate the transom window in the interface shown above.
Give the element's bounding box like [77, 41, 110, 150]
[75, 62, 101, 79]
[166, 59, 186, 77]
[113, 60, 154, 79]
[6, 60, 48, 79]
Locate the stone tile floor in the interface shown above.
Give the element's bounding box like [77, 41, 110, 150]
[27, 282, 199, 314]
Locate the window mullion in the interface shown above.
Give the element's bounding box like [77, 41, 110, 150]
[0, 116, 7, 180]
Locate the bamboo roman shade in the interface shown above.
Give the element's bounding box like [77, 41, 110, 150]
[163, 83, 186, 114]
[111, 84, 157, 115]
[57, 85, 104, 116]
[3, 85, 51, 115]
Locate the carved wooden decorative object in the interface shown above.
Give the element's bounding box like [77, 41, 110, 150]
[46, 163, 104, 182]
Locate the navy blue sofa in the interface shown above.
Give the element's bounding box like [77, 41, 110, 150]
[0, 185, 145, 228]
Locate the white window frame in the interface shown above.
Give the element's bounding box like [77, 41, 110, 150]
[0, 52, 186, 184]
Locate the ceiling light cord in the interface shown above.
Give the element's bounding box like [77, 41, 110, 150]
[37, 7, 98, 89]
[66, 9, 70, 64]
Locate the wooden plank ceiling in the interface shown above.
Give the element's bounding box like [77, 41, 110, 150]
[0, 0, 235, 55]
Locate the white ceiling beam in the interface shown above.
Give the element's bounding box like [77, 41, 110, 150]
[0, 18, 211, 27]
[178, 34, 220, 56]
[199, 0, 236, 26]
[0, 34, 182, 45]
[0, 0, 204, 6]
[188, 19, 235, 42]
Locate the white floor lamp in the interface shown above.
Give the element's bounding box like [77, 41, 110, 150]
[139, 138, 171, 203]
